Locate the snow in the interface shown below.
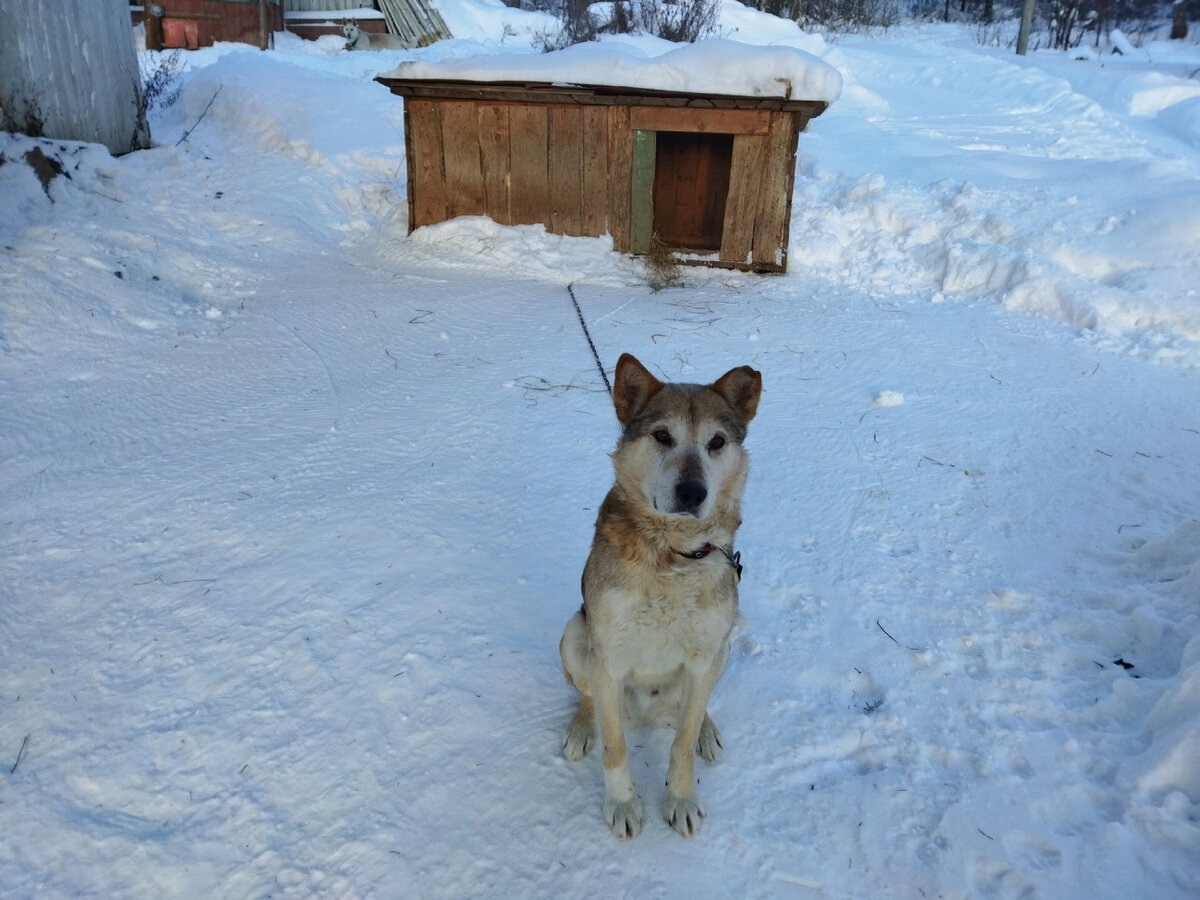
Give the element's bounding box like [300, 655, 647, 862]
[1110, 29, 1140, 59]
[433, 0, 558, 48]
[383, 38, 844, 102]
[2, 6, 1199, 898]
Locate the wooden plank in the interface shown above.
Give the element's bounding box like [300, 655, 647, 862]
[775, 110, 804, 272]
[406, 99, 448, 229]
[376, 77, 831, 119]
[378, 81, 603, 106]
[402, 104, 417, 233]
[629, 107, 771, 135]
[751, 112, 796, 270]
[719, 133, 767, 265]
[549, 107, 583, 236]
[652, 132, 698, 248]
[508, 104, 549, 226]
[581, 106, 608, 237]
[477, 103, 512, 226]
[606, 106, 632, 252]
[630, 130, 656, 254]
[679, 256, 783, 274]
[440, 101, 485, 219]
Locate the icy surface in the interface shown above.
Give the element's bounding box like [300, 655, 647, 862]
[1, 8, 1199, 899]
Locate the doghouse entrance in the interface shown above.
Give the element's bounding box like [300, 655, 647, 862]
[652, 131, 734, 252]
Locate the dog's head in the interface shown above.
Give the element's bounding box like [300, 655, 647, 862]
[341, 21, 361, 44]
[610, 353, 761, 522]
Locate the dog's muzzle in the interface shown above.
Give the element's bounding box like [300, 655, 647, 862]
[673, 479, 707, 516]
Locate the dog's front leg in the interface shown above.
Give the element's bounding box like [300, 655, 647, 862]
[590, 658, 643, 839]
[663, 652, 726, 837]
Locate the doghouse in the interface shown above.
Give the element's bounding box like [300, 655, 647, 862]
[376, 43, 838, 273]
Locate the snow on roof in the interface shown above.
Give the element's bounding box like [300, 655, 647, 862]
[382, 38, 842, 103]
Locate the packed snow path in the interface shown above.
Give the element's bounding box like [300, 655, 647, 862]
[2, 17, 1198, 899]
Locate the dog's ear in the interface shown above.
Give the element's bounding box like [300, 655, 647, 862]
[711, 365, 762, 424]
[612, 353, 663, 425]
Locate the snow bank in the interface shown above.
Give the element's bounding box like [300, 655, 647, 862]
[1135, 656, 1200, 803]
[1122, 521, 1200, 817]
[383, 37, 843, 101]
[434, 0, 557, 46]
[1073, 67, 1200, 121]
[777, 29, 1200, 362]
[717, 0, 834, 52]
[1158, 96, 1200, 151]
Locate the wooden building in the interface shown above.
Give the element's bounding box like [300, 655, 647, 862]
[374, 77, 829, 273]
[140, 0, 283, 50]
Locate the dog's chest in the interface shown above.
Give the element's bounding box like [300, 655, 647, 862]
[596, 571, 735, 675]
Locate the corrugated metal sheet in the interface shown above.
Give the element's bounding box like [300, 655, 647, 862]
[1, 0, 149, 154]
[283, 0, 450, 48]
[284, 0, 380, 12]
[377, 0, 450, 47]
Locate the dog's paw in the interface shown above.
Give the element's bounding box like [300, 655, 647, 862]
[562, 718, 594, 761]
[603, 795, 644, 840]
[697, 715, 723, 763]
[663, 793, 706, 838]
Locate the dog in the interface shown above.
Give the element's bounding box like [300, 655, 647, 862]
[559, 353, 761, 839]
[341, 21, 406, 51]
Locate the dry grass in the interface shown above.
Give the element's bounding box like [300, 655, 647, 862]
[644, 232, 682, 292]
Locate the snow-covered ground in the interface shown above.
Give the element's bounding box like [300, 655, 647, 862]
[2, 3, 1198, 897]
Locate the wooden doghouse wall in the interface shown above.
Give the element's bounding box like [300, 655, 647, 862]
[386, 83, 825, 272]
[405, 100, 623, 239]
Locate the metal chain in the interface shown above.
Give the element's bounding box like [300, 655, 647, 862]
[566, 283, 612, 397]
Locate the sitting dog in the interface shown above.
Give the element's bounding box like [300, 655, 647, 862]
[559, 353, 761, 838]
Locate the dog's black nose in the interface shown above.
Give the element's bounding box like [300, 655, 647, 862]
[675, 479, 707, 512]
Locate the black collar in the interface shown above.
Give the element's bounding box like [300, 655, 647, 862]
[676, 543, 743, 581]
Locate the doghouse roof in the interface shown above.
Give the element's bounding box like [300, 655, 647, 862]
[378, 38, 843, 107]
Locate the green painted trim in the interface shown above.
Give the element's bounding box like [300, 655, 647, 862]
[631, 130, 656, 254]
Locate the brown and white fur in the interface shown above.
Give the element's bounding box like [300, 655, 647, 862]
[341, 21, 406, 51]
[559, 353, 762, 839]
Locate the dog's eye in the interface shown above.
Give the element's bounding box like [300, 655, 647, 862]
[707, 434, 726, 453]
[652, 428, 674, 448]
